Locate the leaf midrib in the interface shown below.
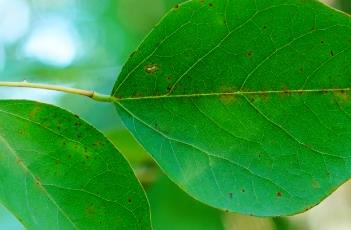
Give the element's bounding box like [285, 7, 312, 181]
[112, 87, 351, 101]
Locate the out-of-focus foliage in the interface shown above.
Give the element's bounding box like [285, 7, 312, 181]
[147, 174, 224, 230]
[0, 0, 351, 229]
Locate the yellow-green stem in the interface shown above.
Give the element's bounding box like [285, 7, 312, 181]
[0, 81, 113, 102]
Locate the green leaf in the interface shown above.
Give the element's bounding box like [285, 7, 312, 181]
[0, 100, 151, 229]
[112, 0, 351, 216]
[148, 174, 224, 230]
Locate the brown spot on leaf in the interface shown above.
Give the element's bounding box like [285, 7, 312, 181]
[219, 86, 236, 104]
[220, 94, 235, 104]
[312, 179, 320, 188]
[18, 129, 27, 136]
[29, 106, 42, 119]
[281, 86, 292, 96]
[334, 90, 349, 102]
[86, 204, 96, 215]
[276, 192, 283, 197]
[130, 51, 137, 58]
[34, 177, 42, 187]
[258, 92, 269, 101]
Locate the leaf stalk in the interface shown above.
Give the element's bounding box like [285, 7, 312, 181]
[0, 81, 113, 102]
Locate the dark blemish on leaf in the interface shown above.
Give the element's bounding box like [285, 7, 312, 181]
[130, 51, 137, 58]
[93, 141, 102, 147]
[276, 192, 282, 197]
[220, 94, 235, 104]
[282, 87, 291, 96]
[167, 75, 173, 81]
[219, 87, 236, 104]
[29, 106, 42, 119]
[86, 204, 95, 215]
[18, 129, 26, 136]
[246, 51, 253, 58]
[312, 179, 320, 188]
[322, 89, 329, 95]
[144, 64, 159, 74]
[154, 123, 159, 130]
[241, 188, 245, 193]
[174, 4, 180, 9]
[297, 89, 304, 95]
[74, 114, 80, 119]
[299, 67, 304, 74]
[228, 193, 233, 199]
[84, 155, 90, 160]
[128, 198, 132, 203]
[209, 2, 214, 7]
[330, 50, 334, 56]
[320, 40, 324, 44]
[334, 90, 349, 102]
[35, 177, 42, 186]
[263, 25, 267, 30]
[249, 96, 257, 103]
[259, 92, 269, 101]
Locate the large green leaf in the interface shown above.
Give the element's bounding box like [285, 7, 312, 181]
[112, 0, 351, 216]
[0, 100, 151, 229]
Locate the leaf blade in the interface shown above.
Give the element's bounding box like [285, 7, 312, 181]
[113, 0, 351, 216]
[0, 100, 151, 229]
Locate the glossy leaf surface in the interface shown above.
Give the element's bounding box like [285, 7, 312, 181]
[0, 100, 151, 229]
[113, 0, 351, 216]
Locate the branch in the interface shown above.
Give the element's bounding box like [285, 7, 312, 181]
[0, 81, 113, 102]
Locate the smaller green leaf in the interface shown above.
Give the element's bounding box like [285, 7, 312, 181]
[0, 100, 151, 229]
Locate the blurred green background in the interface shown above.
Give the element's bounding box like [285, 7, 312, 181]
[0, 0, 350, 229]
